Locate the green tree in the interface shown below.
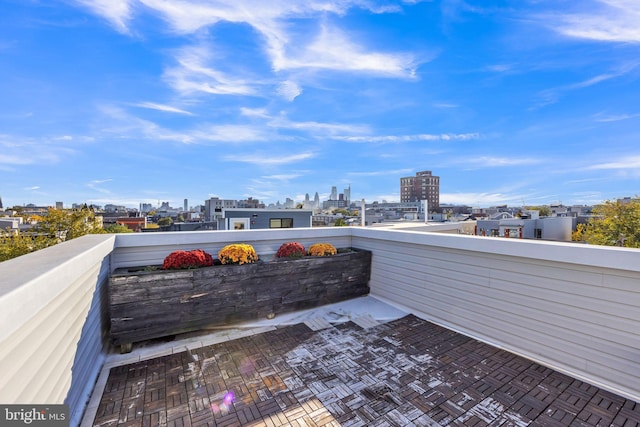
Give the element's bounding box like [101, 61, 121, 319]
[1, 207, 107, 262]
[157, 217, 173, 227]
[525, 205, 551, 216]
[33, 207, 104, 242]
[333, 208, 350, 216]
[334, 218, 347, 226]
[572, 198, 640, 247]
[0, 230, 54, 262]
[104, 224, 134, 234]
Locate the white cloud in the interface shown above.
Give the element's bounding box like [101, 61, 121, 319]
[549, 0, 640, 43]
[458, 156, 542, 168]
[333, 133, 480, 143]
[440, 192, 524, 206]
[240, 107, 270, 118]
[0, 135, 78, 167]
[261, 173, 306, 180]
[133, 102, 194, 115]
[593, 112, 640, 122]
[270, 116, 369, 135]
[84, 1, 420, 77]
[75, 0, 134, 34]
[87, 179, 113, 194]
[164, 45, 256, 96]
[533, 64, 638, 108]
[277, 80, 302, 101]
[99, 105, 269, 143]
[347, 168, 413, 177]
[275, 24, 416, 77]
[587, 155, 640, 170]
[224, 151, 315, 165]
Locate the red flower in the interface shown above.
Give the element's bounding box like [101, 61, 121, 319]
[276, 242, 306, 258]
[162, 249, 213, 270]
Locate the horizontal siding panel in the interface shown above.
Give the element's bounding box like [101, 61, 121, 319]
[111, 235, 353, 270]
[363, 232, 640, 401]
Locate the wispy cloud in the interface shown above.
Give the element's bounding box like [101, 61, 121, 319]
[99, 105, 270, 143]
[133, 102, 194, 115]
[533, 64, 639, 108]
[0, 135, 77, 167]
[223, 151, 315, 165]
[593, 112, 640, 122]
[274, 24, 417, 77]
[347, 168, 413, 177]
[270, 117, 369, 135]
[261, 173, 307, 180]
[550, 0, 640, 43]
[441, 192, 531, 206]
[277, 80, 302, 101]
[164, 45, 257, 96]
[87, 179, 114, 194]
[449, 156, 543, 169]
[85, 1, 420, 78]
[333, 133, 480, 143]
[587, 155, 640, 170]
[75, 0, 134, 34]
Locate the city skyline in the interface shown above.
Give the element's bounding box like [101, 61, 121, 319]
[2, 1, 640, 209]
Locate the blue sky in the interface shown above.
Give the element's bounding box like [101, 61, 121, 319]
[1, 0, 639, 209]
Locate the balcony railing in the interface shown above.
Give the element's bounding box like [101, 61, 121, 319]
[1, 227, 639, 426]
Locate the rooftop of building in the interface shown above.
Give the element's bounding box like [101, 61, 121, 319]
[85, 297, 640, 426]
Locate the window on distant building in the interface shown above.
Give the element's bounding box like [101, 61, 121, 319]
[270, 218, 294, 228]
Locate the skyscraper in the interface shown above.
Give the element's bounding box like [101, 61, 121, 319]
[400, 170, 440, 210]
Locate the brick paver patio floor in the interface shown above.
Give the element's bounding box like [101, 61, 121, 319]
[91, 314, 640, 426]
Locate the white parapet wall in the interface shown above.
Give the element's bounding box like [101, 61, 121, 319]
[0, 234, 115, 427]
[351, 227, 640, 402]
[1, 226, 639, 426]
[110, 227, 354, 269]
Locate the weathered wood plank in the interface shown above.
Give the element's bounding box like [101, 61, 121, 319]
[109, 249, 371, 348]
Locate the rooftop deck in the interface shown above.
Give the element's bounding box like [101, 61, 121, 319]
[86, 298, 640, 426]
[1, 227, 640, 426]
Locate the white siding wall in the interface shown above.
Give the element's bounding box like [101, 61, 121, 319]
[2, 226, 639, 424]
[0, 234, 115, 426]
[352, 228, 640, 402]
[111, 228, 353, 269]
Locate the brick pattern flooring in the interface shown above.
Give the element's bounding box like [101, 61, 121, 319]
[92, 315, 640, 426]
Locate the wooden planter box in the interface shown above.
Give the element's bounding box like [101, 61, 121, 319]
[109, 248, 371, 352]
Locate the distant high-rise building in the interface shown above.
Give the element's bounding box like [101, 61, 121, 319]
[140, 203, 153, 213]
[400, 170, 440, 210]
[343, 186, 351, 204]
[55, 201, 63, 209]
[184, 199, 188, 211]
[313, 192, 320, 209]
[330, 186, 338, 200]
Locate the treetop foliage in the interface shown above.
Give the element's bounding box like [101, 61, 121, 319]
[572, 198, 640, 248]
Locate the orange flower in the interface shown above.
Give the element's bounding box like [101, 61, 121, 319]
[218, 243, 258, 265]
[307, 243, 337, 257]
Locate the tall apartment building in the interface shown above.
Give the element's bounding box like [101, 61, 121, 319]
[400, 170, 440, 210]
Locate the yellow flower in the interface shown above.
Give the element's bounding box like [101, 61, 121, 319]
[218, 243, 258, 265]
[307, 243, 337, 257]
